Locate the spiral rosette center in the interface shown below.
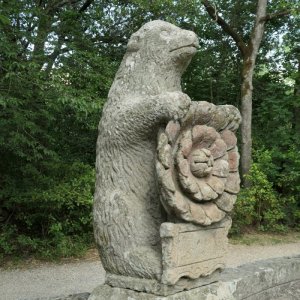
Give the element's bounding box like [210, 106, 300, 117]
[189, 148, 214, 178]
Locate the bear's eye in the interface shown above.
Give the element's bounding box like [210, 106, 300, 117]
[160, 30, 169, 37]
[132, 35, 140, 42]
[160, 30, 171, 42]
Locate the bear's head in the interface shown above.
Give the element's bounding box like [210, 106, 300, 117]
[109, 21, 199, 99]
[126, 20, 199, 72]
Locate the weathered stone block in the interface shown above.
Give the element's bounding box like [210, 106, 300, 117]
[105, 271, 221, 296]
[160, 217, 231, 285]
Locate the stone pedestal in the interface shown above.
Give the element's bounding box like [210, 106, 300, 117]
[88, 256, 300, 300]
[100, 218, 231, 297]
[160, 218, 231, 285]
[105, 270, 221, 296]
[88, 283, 233, 300]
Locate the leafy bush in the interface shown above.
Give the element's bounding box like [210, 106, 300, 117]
[0, 162, 94, 261]
[251, 73, 300, 230]
[232, 149, 300, 234]
[232, 163, 285, 234]
[276, 146, 300, 229]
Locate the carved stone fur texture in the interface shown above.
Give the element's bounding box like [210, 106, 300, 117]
[94, 20, 199, 280]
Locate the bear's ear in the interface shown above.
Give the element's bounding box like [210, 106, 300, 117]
[127, 33, 141, 53]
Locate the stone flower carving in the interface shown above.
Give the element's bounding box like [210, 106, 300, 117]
[156, 101, 241, 226]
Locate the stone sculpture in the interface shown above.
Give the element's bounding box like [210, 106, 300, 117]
[93, 20, 241, 298]
[157, 104, 240, 227]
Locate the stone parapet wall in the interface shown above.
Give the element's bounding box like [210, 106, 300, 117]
[89, 255, 300, 300]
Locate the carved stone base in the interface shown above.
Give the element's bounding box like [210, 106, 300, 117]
[89, 256, 300, 300]
[104, 218, 231, 296]
[88, 283, 234, 300]
[106, 271, 221, 296]
[160, 217, 232, 285]
[104, 217, 231, 296]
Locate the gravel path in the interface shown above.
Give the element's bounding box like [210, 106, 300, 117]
[226, 242, 300, 267]
[1, 242, 300, 300]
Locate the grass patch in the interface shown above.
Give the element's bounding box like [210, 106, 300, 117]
[0, 246, 98, 270]
[230, 230, 300, 246]
[0, 233, 96, 270]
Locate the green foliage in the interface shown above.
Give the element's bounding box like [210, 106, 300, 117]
[232, 149, 300, 234]
[0, 162, 94, 260]
[276, 146, 300, 228]
[250, 70, 300, 230]
[0, 0, 106, 260]
[232, 152, 285, 234]
[0, 0, 299, 260]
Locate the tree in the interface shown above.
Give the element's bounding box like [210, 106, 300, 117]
[0, 0, 109, 258]
[201, 0, 299, 185]
[0, 0, 203, 259]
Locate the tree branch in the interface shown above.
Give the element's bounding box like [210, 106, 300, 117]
[79, 0, 94, 13]
[46, 0, 81, 14]
[201, 0, 248, 57]
[248, 0, 267, 56]
[261, 9, 297, 22]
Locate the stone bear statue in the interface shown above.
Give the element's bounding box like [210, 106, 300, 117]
[94, 20, 199, 280]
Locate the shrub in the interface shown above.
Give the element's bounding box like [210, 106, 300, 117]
[232, 163, 286, 234]
[0, 162, 94, 261]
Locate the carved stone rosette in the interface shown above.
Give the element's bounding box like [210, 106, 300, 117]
[156, 101, 241, 285]
[156, 102, 241, 226]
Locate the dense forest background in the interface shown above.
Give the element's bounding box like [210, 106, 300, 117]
[0, 0, 299, 260]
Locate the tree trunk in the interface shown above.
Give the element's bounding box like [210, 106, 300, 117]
[202, 0, 268, 186]
[240, 56, 254, 184]
[294, 52, 300, 134]
[240, 0, 267, 186]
